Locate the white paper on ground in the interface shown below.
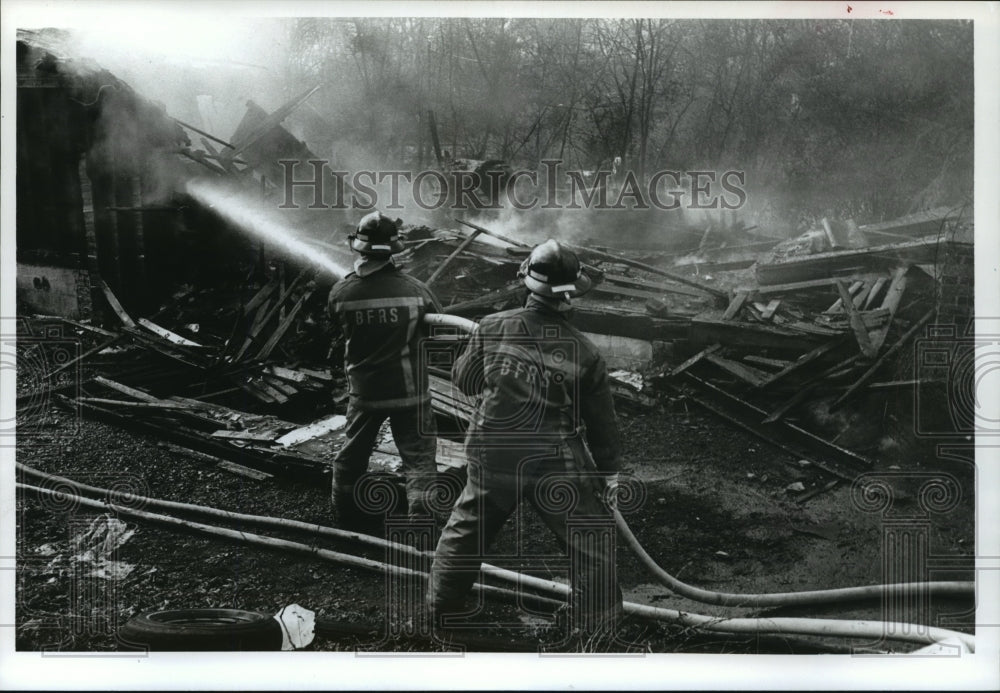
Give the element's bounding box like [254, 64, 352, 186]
[273, 603, 316, 650]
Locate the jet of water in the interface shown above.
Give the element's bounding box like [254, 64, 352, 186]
[184, 178, 349, 279]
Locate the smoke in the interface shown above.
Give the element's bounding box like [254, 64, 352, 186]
[34, 19, 740, 251]
[458, 204, 697, 250]
[52, 17, 295, 135]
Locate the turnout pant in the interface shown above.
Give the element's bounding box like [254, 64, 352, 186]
[331, 403, 437, 519]
[427, 437, 622, 634]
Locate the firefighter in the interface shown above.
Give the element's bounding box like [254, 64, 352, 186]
[327, 211, 441, 528]
[427, 239, 624, 641]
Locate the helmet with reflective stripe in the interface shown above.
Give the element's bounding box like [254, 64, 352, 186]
[349, 211, 405, 255]
[517, 239, 592, 298]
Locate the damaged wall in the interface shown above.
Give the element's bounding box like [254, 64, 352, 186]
[15, 31, 236, 320]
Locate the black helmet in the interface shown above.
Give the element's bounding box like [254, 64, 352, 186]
[349, 211, 404, 255]
[518, 239, 592, 298]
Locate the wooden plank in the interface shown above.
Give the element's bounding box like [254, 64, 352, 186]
[455, 220, 724, 299]
[76, 397, 188, 409]
[865, 379, 925, 390]
[863, 276, 889, 310]
[92, 376, 160, 402]
[426, 228, 484, 286]
[818, 308, 891, 331]
[454, 217, 530, 248]
[669, 344, 721, 377]
[824, 280, 864, 314]
[743, 355, 792, 369]
[836, 280, 876, 358]
[171, 117, 237, 150]
[230, 84, 321, 158]
[443, 283, 525, 315]
[831, 308, 936, 410]
[216, 460, 274, 480]
[47, 316, 118, 339]
[256, 288, 315, 360]
[296, 367, 333, 381]
[786, 321, 841, 337]
[672, 373, 871, 473]
[722, 290, 749, 320]
[88, 380, 223, 430]
[239, 381, 278, 404]
[200, 138, 240, 174]
[275, 414, 347, 447]
[868, 266, 909, 353]
[165, 395, 233, 415]
[46, 334, 124, 377]
[60, 396, 327, 480]
[762, 385, 818, 423]
[603, 273, 702, 297]
[210, 429, 280, 442]
[98, 279, 136, 328]
[762, 352, 864, 423]
[820, 218, 837, 248]
[858, 206, 954, 238]
[266, 365, 310, 383]
[237, 296, 276, 356]
[704, 353, 769, 386]
[252, 379, 290, 404]
[565, 245, 729, 299]
[737, 273, 882, 298]
[429, 393, 474, 424]
[244, 276, 280, 314]
[123, 326, 208, 369]
[137, 318, 203, 347]
[851, 283, 873, 310]
[757, 338, 846, 389]
[429, 375, 477, 412]
[689, 316, 824, 353]
[235, 271, 308, 360]
[760, 299, 780, 320]
[755, 237, 942, 286]
[592, 283, 664, 302]
[572, 310, 690, 342]
[261, 375, 299, 397]
[435, 438, 469, 471]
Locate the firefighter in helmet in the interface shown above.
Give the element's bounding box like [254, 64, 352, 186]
[327, 211, 442, 528]
[427, 239, 624, 641]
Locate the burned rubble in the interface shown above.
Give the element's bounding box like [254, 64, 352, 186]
[11, 23, 979, 657]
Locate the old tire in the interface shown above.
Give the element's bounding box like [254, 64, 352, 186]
[118, 608, 282, 651]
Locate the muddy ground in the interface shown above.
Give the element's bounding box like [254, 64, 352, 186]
[14, 362, 976, 654]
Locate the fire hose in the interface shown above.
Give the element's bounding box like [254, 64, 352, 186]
[418, 314, 976, 640]
[17, 463, 974, 651]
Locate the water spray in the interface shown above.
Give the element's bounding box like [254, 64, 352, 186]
[184, 178, 350, 279]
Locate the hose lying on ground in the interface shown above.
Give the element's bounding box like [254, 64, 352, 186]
[20, 463, 973, 608]
[612, 507, 973, 608]
[17, 482, 562, 613]
[17, 468, 976, 651]
[420, 315, 977, 608]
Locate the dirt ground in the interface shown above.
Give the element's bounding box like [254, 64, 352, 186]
[14, 369, 976, 654]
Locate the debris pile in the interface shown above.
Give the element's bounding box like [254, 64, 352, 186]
[13, 28, 973, 500]
[18, 201, 971, 502]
